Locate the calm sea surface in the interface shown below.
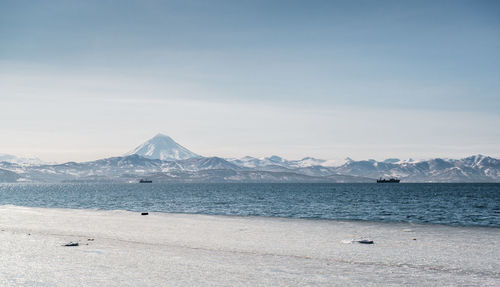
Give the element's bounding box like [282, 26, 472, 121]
[0, 183, 499, 227]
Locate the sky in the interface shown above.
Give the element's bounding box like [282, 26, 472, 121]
[1, 0, 499, 163]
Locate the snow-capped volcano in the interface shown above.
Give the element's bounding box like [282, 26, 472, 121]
[125, 133, 200, 161]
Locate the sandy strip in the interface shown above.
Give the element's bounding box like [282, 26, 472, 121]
[0, 205, 499, 286]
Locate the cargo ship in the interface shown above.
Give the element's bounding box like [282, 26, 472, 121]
[139, 179, 152, 183]
[376, 178, 400, 183]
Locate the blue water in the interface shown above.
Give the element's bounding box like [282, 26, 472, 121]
[0, 183, 499, 227]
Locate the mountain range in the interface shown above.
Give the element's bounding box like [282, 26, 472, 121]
[0, 134, 499, 183]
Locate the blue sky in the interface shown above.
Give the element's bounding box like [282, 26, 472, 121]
[1, 0, 499, 162]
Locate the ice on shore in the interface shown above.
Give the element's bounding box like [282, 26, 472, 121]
[0, 205, 498, 286]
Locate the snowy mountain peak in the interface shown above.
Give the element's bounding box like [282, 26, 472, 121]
[470, 154, 487, 163]
[266, 155, 284, 163]
[383, 158, 401, 164]
[125, 134, 200, 161]
[0, 153, 46, 165]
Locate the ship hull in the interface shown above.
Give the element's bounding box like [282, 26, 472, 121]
[376, 179, 400, 183]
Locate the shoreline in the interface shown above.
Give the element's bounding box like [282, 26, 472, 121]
[1, 203, 499, 229]
[1, 205, 499, 286]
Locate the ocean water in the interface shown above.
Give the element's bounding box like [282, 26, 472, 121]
[0, 183, 499, 227]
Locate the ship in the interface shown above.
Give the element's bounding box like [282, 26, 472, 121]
[376, 178, 400, 183]
[139, 179, 152, 183]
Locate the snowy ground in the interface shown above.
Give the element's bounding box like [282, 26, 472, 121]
[0, 205, 498, 286]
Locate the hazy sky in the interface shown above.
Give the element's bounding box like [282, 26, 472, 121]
[1, 0, 499, 162]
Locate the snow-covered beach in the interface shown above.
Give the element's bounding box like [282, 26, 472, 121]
[1, 205, 498, 286]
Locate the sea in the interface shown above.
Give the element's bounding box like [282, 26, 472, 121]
[0, 183, 499, 227]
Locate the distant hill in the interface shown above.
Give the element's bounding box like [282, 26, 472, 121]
[0, 168, 20, 182]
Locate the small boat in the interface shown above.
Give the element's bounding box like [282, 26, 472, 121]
[377, 178, 400, 183]
[139, 179, 152, 183]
